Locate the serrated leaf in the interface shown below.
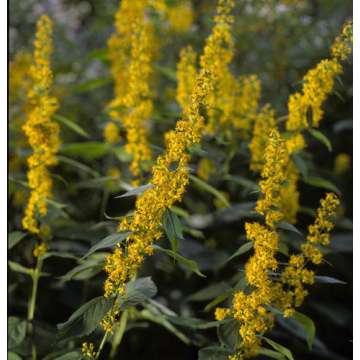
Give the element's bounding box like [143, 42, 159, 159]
[53, 114, 89, 139]
[8, 261, 33, 276]
[153, 245, 206, 278]
[293, 311, 316, 350]
[303, 176, 341, 195]
[221, 241, 253, 266]
[218, 319, 241, 350]
[263, 337, 294, 360]
[277, 221, 303, 236]
[308, 129, 332, 151]
[8, 231, 27, 249]
[198, 346, 232, 360]
[61, 142, 110, 160]
[57, 296, 114, 340]
[187, 282, 231, 302]
[315, 276, 346, 284]
[82, 231, 131, 259]
[115, 183, 153, 199]
[8, 317, 27, 349]
[189, 174, 230, 208]
[162, 209, 184, 252]
[119, 277, 158, 309]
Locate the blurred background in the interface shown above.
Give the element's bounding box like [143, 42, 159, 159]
[9, 1, 352, 359]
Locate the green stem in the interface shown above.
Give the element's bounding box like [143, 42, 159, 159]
[27, 256, 43, 360]
[110, 310, 128, 359]
[95, 331, 109, 360]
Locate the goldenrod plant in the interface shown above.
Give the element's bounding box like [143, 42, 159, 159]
[9, 1, 353, 359]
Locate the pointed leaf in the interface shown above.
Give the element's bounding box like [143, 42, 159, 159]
[308, 129, 332, 152]
[115, 184, 153, 199]
[8, 231, 27, 249]
[263, 337, 294, 360]
[8, 317, 27, 349]
[303, 176, 341, 195]
[293, 311, 316, 350]
[82, 231, 131, 259]
[53, 114, 89, 139]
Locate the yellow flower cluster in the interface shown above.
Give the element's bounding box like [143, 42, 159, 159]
[248, 104, 276, 172]
[106, 0, 155, 179]
[256, 129, 289, 228]
[218, 133, 339, 359]
[197, 158, 215, 181]
[286, 20, 353, 148]
[280, 193, 339, 316]
[104, 0, 236, 299]
[22, 15, 60, 234]
[9, 51, 32, 102]
[167, 1, 194, 33]
[331, 20, 353, 61]
[334, 153, 350, 175]
[81, 342, 96, 359]
[176, 46, 197, 110]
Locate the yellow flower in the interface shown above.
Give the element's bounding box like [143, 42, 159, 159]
[33, 242, 48, 258]
[104, 0, 236, 298]
[256, 129, 289, 228]
[197, 158, 215, 181]
[334, 153, 350, 175]
[167, 1, 194, 33]
[104, 122, 121, 144]
[249, 104, 276, 172]
[82, 342, 96, 359]
[176, 46, 197, 110]
[22, 15, 60, 234]
[107, 0, 155, 179]
[215, 307, 230, 321]
[9, 51, 32, 102]
[331, 20, 353, 61]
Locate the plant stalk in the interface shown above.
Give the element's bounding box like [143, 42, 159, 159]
[110, 310, 128, 359]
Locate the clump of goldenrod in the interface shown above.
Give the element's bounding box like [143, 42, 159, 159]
[106, 0, 156, 179]
[249, 104, 276, 172]
[176, 46, 197, 110]
[167, 0, 194, 33]
[104, 0, 236, 299]
[22, 15, 60, 234]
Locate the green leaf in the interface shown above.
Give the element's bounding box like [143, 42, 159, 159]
[75, 77, 112, 93]
[308, 129, 332, 151]
[8, 261, 33, 276]
[162, 209, 184, 252]
[204, 291, 232, 312]
[225, 175, 259, 191]
[315, 276, 346, 284]
[58, 155, 99, 177]
[119, 277, 158, 309]
[277, 222, 303, 236]
[166, 315, 225, 330]
[59, 255, 106, 281]
[53, 114, 90, 139]
[221, 242, 253, 266]
[303, 176, 341, 195]
[8, 353, 22, 360]
[41, 251, 79, 261]
[57, 296, 114, 340]
[293, 311, 316, 350]
[187, 282, 231, 302]
[8, 231, 27, 249]
[258, 348, 286, 360]
[154, 64, 177, 82]
[218, 319, 241, 350]
[8, 317, 27, 349]
[189, 174, 230, 208]
[153, 245, 206, 278]
[292, 153, 308, 179]
[198, 346, 232, 360]
[60, 142, 110, 160]
[53, 352, 83, 360]
[263, 337, 294, 360]
[82, 231, 131, 259]
[115, 183, 153, 199]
